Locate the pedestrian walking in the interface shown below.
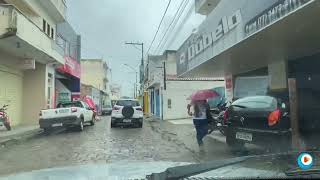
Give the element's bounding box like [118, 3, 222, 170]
[188, 100, 212, 151]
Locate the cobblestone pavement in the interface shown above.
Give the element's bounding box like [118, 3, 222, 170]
[0, 116, 198, 176]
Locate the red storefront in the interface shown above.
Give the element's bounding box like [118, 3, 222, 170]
[55, 56, 81, 107]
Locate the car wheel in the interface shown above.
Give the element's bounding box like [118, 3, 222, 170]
[78, 119, 84, 131]
[226, 130, 245, 152]
[4, 123, 11, 131]
[90, 116, 95, 126]
[43, 128, 51, 135]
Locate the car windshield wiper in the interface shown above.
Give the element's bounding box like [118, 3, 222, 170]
[146, 152, 296, 180]
[146, 156, 249, 180]
[230, 104, 248, 108]
[285, 168, 320, 176]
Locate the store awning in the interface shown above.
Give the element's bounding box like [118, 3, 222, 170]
[181, 0, 320, 77]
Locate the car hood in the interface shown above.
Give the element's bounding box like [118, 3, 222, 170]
[0, 160, 286, 180]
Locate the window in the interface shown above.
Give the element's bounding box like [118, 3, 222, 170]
[47, 24, 50, 36]
[51, 28, 54, 39]
[56, 35, 66, 48]
[168, 99, 172, 109]
[43, 19, 46, 32]
[116, 100, 140, 107]
[232, 96, 277, 109]
[59, 102, 83, 108]
[65, 41, 70, 55]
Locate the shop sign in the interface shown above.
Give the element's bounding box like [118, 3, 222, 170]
[179, 10, 242, 63]
[57, 56, 81, 78]
[245, 0, 310, 35]
[20, 59, 35, 70]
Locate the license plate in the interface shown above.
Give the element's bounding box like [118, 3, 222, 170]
[52, 123, 63, 127]
[59, 109, 68, 113]
[123, 119, 131, 123]
[236, 132, 252, 141]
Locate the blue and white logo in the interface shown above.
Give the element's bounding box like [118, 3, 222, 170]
[297, 153, 313, 170]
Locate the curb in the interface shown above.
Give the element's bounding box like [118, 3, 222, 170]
[0, 128, 42, 147]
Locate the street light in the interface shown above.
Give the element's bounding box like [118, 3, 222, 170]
[123, 64, 138, 98]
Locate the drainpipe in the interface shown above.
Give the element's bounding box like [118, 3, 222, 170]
[161, 87, 164, 121]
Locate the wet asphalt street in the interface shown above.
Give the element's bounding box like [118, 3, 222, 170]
[0, 116, 198, 176]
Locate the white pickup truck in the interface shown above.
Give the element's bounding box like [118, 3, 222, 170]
[39, 101, 95, 132]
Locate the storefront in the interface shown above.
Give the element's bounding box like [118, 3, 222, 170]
[177, 0, 320, 95]
[55, 21, 82, 106]
[55, 56, 81, 107]
[176, 0, 320, 148]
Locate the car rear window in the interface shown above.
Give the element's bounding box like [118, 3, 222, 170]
[116, 100, 140, 107]
[58, 102, 83, 108]
[232, 96, 277, 109]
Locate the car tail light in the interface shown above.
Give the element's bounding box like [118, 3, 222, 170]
[136, 108, 143, 111]
[71, 107, 77, 113]
[223, 110, 229, 123]
[268, 109, 281, 126]
[113, 107, 120, 111]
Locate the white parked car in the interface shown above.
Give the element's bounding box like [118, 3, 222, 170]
[111, 99, 143, 128]
[39, 101, 95, 132]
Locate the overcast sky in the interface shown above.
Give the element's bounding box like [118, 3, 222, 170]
[67, 0, 204, 96]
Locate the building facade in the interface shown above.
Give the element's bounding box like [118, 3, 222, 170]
[80, 83, 101, 110]
[81, 59, 110, 113]
[177, 0, 316, 100]
[55, 22, 81, 105]
[145, 50, 224, 120]
[0, 0, 67, 126]
[81, 59, 109, 93]
[110, 84, 121, 100]
[176, 0, 320, 146]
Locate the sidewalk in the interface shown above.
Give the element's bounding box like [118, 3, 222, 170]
[166, 118, 226, 144]
[145, 117, 236, 162]
[145, 117, 266, 162]
[0, 125, 41, 146]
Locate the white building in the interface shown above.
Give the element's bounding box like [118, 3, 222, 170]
[0, 0, 66, 125]
[145, 50, 224, 120]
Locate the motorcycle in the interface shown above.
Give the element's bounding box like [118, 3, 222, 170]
[208, 102, 229, 136]
[0, 105, 11, 131]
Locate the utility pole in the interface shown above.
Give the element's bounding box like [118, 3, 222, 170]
[125, 42, 144, 100]
[163, 61, 166, 90]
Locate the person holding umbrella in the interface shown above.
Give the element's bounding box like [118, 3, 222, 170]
[187, 90, 219, 151]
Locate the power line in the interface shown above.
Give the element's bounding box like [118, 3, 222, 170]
[146, 0, 172, 55]
[164, 0, 195, 50]
[155, 0, 189, 54]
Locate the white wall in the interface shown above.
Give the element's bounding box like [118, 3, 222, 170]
[162, 80, 225, 120]
[24, 0, 58, 30]
[166, 52, 177, 75]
